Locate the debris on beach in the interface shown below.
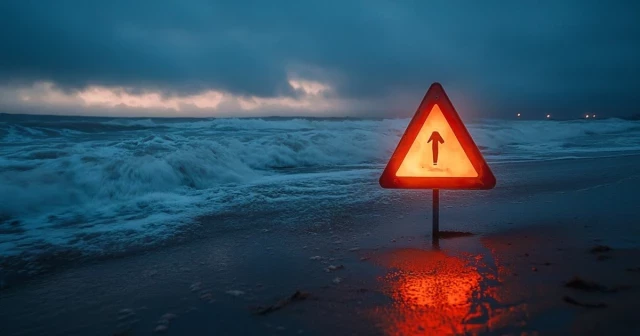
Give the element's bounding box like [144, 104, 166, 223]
[332, 277, 343, 284]
[438, 231, 474, 239]
[154, 324, 168, 333]
[161, 313, 177, 322]
[190, 282, 202, 292]
[565, 277, 607, 292]
[199, 290, 213, 301]
[309, 256, 322, 261]
[563, 296, 607, 308]
[154, 312, 177, 333]
[252, 290, 310, 315]
[226, 290, 245, 297]
[324, 265, 344, 272]
[115, 308, 139, 334]
[564, 276, 629, 293]
[590, 245, 612, 253]
[117, 308, 136, 321]
[360, 256, 370, 261]
[349, 247, 360, 252]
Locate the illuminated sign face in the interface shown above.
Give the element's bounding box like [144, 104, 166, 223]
[379, 83, 495, 189]
[396, 104, 478, 178]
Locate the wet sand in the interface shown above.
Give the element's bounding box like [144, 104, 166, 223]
[1, 155, 640, 335]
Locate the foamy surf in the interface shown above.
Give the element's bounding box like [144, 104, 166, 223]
[1, 115, 640, 259]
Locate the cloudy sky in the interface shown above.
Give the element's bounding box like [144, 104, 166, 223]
[1, 0, 638, 118]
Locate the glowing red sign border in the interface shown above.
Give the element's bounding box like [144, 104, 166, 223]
[379, 83, 496, 189]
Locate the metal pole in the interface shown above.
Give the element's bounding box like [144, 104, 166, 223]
[432, 189, 439, 240]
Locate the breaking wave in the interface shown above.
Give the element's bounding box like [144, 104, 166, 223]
[1, 114, 640, 258]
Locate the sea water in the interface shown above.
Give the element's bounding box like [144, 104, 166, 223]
[1, 114, 640, 259]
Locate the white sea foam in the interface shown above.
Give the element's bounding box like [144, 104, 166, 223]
[1, 116, 639, 257]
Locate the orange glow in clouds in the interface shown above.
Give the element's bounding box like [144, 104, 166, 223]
[10, 78, 340, 116]
[396, 104, 478, 178]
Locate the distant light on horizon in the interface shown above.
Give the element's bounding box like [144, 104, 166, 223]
[592, 114, 596, 118]
[517, 113, 521, 117]
[586, 114, 590, 118]
[546, 114, 551, 119]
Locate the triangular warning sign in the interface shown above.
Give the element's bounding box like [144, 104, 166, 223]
[380, 83, 496, 189]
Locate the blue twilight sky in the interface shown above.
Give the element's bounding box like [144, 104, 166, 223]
[0, 0, 639, 118]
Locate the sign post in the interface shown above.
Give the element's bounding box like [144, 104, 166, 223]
[432, 189, 439, 239]
[379, 83, 496, 240]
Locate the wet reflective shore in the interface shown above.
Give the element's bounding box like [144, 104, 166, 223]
[2, 155, 640, 335]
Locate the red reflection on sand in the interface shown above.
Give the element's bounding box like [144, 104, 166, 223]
[372, 248, 523, 335]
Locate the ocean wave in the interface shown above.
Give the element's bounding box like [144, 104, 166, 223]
[1, 115, 640, 258]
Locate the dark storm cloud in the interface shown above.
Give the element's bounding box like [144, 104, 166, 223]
[1, 0, 639, 117]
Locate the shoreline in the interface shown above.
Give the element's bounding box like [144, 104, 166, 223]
[1, 155, 640, 335]
[2, 215, 638, 335]
[2, 152, 640, 285]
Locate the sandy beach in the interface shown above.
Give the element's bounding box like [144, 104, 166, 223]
[1, 153, 639, 335]
[2, 1, 640, 334]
